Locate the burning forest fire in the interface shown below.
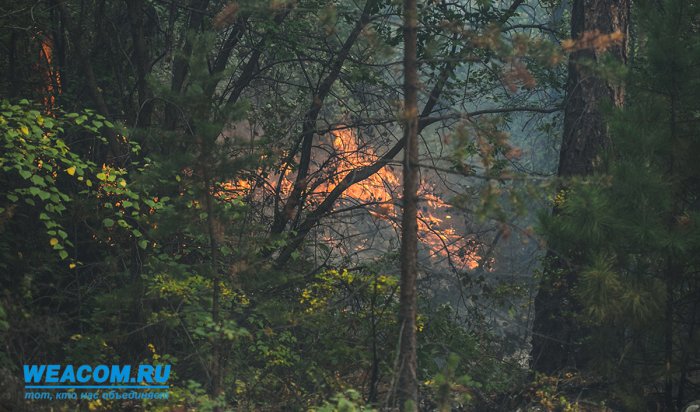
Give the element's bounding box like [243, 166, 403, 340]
[38, 35, 61, 111]
[221, 127, 481, 270]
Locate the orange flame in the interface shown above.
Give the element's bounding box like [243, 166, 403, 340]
[220, 127, 482, 270]
[38, 35, 61, 111]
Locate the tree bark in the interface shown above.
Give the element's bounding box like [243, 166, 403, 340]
[531, 0, 629, 374]
[557, 0, 628, 177]
[397, 0, 419, 409]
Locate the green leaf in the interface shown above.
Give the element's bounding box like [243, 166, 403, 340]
[31, 174, 46, 186]
[103, 218, 115, 228]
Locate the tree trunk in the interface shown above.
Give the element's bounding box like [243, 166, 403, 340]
[557, 0, 628, 177]
[125, 0, 154, 128]
[531, 0, 629, 374]
[164, 0, 210, 130]
[397, 0, 419, 410]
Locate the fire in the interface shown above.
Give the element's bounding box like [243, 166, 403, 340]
[320, 128, 400, 206]
[38, 35, 61, 111]
[221, 127, 482, 270]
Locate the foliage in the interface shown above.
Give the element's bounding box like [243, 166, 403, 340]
[0, 0, 650, 410]
[313, 389, 375, 412]
[0, 98, 154, 408]
[0, 100, 134, 258]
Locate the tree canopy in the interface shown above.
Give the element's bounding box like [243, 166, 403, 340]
[1, 0, 699, 411]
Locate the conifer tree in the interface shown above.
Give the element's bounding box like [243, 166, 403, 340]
[540, 0, 700, 408]
[532, 0, 629, 373]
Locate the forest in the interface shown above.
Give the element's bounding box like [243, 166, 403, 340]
[0, 0, 699, 411]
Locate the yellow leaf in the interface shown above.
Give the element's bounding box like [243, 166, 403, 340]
[69, 263, 76, 269]
[20, 125, 29, 135]
[49, 238, 59, 246]
[66, 166, 76, 176]
[119, 179, 127, 188]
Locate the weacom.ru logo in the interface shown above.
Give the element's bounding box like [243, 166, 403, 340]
[23, 364, 170, 401]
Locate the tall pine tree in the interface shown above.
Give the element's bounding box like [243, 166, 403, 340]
[540, 0, 700, 408]
[532, 0, 629, 374]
